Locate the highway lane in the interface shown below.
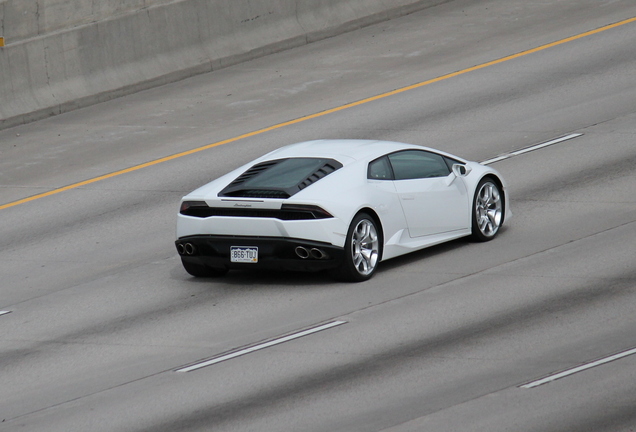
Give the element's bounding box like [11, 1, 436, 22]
[1, 0, 636, 430]
[2, 0, 635, 205]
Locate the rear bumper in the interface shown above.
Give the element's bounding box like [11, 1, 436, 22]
[175, 235, 344, 272]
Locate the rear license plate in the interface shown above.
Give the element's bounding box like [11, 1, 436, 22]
[230, 246, 258, 263]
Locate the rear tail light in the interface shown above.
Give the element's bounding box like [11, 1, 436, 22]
[281, 204, 333, 219]
[180, 201, 209, 216]
[179, 201, 333, 220]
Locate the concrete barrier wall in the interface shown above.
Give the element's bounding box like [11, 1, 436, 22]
[1, 0, 175, 43]
[0, 0, 446, 129]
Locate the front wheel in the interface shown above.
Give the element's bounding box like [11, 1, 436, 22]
[471, 178, 504, 242]
[331, 212, 381, 282]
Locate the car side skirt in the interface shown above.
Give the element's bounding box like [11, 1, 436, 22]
[382, 228, 472, 261]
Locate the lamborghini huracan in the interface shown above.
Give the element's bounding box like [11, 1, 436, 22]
[176, 139, 510, 281]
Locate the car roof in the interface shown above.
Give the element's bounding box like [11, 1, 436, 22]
[261, 139, 431, 163]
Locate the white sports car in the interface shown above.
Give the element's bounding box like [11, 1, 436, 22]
[176, 139, 510, 281]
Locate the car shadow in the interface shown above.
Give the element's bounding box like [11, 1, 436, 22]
[377, 226, 510, 274]
[172, 227, 509, 286]
[171, 265, 338, 287]
[377, 238, 468, 274]
[220, 269, 337, 286]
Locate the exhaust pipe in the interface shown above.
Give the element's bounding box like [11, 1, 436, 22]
[177, 243, 197, 255]
[310, 248, 328, 260]
[295, 246, 310, 259]
[177, 242, 197, 256]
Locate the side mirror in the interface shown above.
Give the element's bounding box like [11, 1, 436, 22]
[452, 164, 471, 177]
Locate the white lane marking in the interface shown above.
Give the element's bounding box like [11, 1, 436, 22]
[0, 311, 11, 317]
[176, 320, 347, 372]
[521, 346, 636, 389]
[481, 133, 583, 165]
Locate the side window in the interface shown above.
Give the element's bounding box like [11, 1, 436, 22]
[388, 150, 451, 180]
[367, 156, 394, 180]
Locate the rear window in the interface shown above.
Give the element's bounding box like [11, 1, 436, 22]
[219, 158, 343, 198]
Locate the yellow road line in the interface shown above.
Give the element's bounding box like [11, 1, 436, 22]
[2, 15, 635, 211]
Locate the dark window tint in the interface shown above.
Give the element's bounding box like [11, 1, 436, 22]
[367, 156, 394, 180]
[220, 158, 342, 198]
[243, 158, 328, 188]
[388, 150, 451, 180]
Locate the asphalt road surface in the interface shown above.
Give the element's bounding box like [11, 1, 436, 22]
[1, 1, 636, 431]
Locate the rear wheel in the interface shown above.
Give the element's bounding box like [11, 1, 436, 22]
[331, 212, 381, 282]
[471, 178, 504, 242]
[181, 259, 228, 278]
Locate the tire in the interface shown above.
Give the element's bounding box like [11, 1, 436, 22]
[471, 177, 504, 242]
[181, 259, 228, 278]
[331, 212, 381, 282]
